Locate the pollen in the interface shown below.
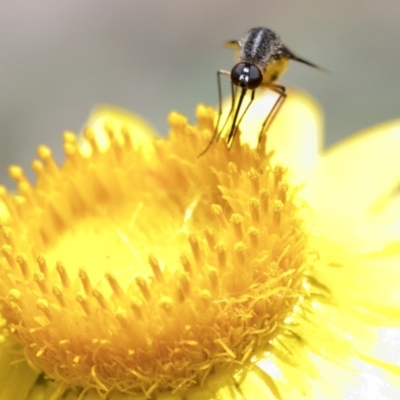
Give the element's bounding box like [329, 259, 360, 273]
[0, 105, 309, 397]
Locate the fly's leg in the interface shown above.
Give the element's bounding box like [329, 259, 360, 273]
[198, 69, 231, 157]
[257, 84, 286, 150]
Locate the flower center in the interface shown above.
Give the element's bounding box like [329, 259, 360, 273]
[0, 106, 308, 397]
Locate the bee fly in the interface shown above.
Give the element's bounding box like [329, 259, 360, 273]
[198, 27, 326, 156]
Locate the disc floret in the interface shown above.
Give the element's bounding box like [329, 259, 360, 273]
[0, 105, 309, 397]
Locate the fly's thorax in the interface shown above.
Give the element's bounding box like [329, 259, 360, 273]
[239, 27, 283, 69]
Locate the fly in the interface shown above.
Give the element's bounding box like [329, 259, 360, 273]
[198, 27, 326, 156]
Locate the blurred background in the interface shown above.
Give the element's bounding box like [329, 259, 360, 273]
[1, 0, 399, 187]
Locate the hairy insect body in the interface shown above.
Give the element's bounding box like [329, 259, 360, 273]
[240, 28, 282, 68]
[240, 28, 289, 85]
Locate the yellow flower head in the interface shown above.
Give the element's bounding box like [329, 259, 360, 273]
[0, 90, 399, 400]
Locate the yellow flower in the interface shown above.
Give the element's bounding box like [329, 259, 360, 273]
[0, 90, 399, 400]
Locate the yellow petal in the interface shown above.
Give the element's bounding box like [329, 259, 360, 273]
[311, 354, 400, 400]
[348, 202, 400, 254]
[81, 105, 159, 154]
[315, 253, 400, 325]
[368, 327, 400, 367]
[313, 196, 400, 254]
[256, 356, 317, 399]
[308, 120, 400, 222]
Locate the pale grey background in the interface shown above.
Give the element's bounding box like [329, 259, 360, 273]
[1, 0, 399, 188]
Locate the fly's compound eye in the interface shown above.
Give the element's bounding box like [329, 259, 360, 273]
[231, 63, 262, 90]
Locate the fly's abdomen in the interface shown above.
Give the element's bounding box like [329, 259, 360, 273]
[262, 58, 290, 85]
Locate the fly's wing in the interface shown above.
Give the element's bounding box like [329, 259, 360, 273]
[280, 45, 330, 74]
[224, 40, 241, 51]
[224, 40, 242, 63]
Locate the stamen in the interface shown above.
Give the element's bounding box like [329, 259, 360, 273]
[83, 128, 99, 155]
[135, 276, 151, 302]
[259, 189, 269, 214]
[52, 285, 65, 307]
[188, 234, 202, 265]
[248, 198, 260, 224]
[177, 273, 191, 298]
[180, 253, 193, 275]
[234, 242, 247, 265]
[130, 297, 143, 319]
[159, 296, 173, 314]
[34, 272, 48, 294]
[278, 181, 288, 204]
[248, 168, 260, 193]
[121, 127, 134, 150]
[199, 290, 211, 308]
[1, 244, 14, 267]
[148, 255, 165, 283]
[76, 293, 92, 316]
[204, 228, 216, 250]
[36, 298, 52, 320]
[227, 162, 238, 176]
[92, 289, 109, 310]
[79, 268, 92, 296]
[115, 308, 128, 327]
[36, 254, 49, 277]
[56, 262, 70, 289]
[0, 226, 13, 246]
[211, 204, 227, 228]
[273, 200, 284, 226]
[31, 160, 47, 184]
[105, 272, 125, 300]
[247, 226, 259, 249]
[230, 214, 244, 240]
[37, 146, 59, 175]
[8, 288, 21, 302]
[215, 243, 227, 269]
[17, 182, 35, 205]
[273, 165, 284, 187]
[63, 141, 79, 165]
[8, 165, 29, 185]
[207, 267, 219, 291]
[16, 253, 30, 279]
